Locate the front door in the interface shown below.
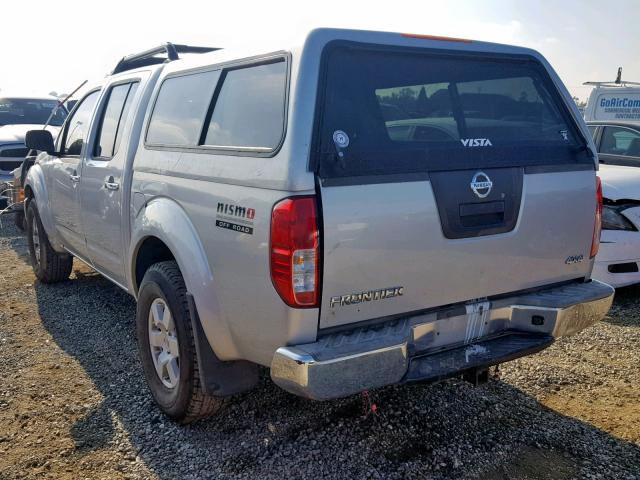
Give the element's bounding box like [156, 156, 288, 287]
[51, 90, 100, 257]
[80, 81, 140, 285]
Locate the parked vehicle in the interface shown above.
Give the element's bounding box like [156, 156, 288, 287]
[0, 159, 31, 229]
[0, 95, 67, 179]
[588, 121, 640, 166]
[23, 30, 614, 423]
[583, 68, 640, 122]
[587, 121, 640, 287]
[6, 157, 35, 230]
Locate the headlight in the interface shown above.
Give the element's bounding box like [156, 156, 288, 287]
[602, 205, 637, 231]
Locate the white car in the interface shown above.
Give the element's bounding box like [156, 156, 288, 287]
[0, 94, 67, 179]
[587, 121, 640, 287]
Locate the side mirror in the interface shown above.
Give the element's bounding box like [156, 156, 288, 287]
[25, 130, 55, 155]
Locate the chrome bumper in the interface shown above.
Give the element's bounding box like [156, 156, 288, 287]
[271, 280, 614, 400]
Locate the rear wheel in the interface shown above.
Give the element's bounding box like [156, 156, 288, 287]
[26, 201, 72, 283]
[136, 261, 224, 423]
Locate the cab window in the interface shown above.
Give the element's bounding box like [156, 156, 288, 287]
[94, 82, 139, 159]
[63, 91, 100, 156]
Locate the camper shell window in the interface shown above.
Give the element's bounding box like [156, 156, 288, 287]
[313, 42, 590, 179]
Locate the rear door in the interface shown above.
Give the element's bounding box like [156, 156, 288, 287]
[80, 78, 141, 285]
[314, 44, 597, 329]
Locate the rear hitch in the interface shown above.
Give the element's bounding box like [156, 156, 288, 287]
[462, 367, 490, 386]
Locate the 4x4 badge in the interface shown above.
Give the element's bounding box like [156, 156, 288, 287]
[470, 171, 493, 199]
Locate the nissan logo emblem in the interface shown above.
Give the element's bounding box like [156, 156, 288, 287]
[470, 172, 493, 199]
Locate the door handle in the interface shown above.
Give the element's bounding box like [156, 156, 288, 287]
[69, 174, 80, 182]
[104, 180, 120, 191]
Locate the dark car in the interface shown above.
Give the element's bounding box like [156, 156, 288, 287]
[587, 121, 640, 167]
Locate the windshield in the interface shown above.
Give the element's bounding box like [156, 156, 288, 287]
[0, 98, 68, 127]
[315, 44, 590, 179]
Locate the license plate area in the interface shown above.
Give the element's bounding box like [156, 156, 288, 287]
[464, 299, 491, 344]
[412, 299, 497, 353]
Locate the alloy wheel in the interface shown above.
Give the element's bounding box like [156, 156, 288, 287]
[148, 298, 180, 388]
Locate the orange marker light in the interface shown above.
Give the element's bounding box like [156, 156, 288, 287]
[401, 33, 472, 43]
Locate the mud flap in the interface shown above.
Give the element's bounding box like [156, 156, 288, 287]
[186, 292, 258, 396]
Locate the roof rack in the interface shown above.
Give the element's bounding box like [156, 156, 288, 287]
[111, 43, 220, 75]
[583, 81, 640, 87]
[583, 67, 640, 87]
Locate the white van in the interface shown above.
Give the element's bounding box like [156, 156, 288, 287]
[583, 68, 640, 122]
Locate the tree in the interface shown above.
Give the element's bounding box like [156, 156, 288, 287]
[572, 96, 587, 109]
[416, 86, 429, 113]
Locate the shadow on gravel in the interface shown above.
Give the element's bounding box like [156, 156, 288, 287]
[71, 403, 117, 453]
[28, 268, 640, 480]
[606, 285, 640, 328]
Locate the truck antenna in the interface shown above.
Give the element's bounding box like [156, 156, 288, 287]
[27, 80, 89, 156]
[615, 67, 622, 84]
[41, 79, 88, 131]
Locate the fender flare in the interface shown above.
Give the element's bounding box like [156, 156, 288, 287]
[129, 197, 240, 362]
[23, 163, 65, 251]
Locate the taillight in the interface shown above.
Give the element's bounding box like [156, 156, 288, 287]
[590, 176, 603, 258]
[270, 196, 320, 308]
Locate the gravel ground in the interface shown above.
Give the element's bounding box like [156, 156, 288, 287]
[0, 218, 639, 480]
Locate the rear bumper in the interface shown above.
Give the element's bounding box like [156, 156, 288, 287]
[270, 280, 614, 400]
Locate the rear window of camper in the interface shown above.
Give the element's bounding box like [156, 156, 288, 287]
[314, 44, 589, 179]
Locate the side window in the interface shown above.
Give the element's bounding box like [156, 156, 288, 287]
[146, 70, 220, 146]
[600, 126, 640, 157]
[113, 83, 138, 155]
[204, 60, 287, 150]
[63, 90, 100, 156]
[94, 82, 139, 159]
[587, 125, 597, 140]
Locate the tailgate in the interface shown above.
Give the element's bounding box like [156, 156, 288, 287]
[319, 170, 594, 328]
[314, 43, 596, 329]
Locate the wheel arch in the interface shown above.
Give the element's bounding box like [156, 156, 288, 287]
[133, 236, 176, 293]
[23, 163, 64, 250]
[129, 197, 240, 360]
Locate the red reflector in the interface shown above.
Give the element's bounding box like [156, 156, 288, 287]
[401, 33, 472, 43]
[590, 176, 603, 258]
[270, 196, 319, 308]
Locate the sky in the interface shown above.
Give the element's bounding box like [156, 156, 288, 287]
[1, 0, 638, 102]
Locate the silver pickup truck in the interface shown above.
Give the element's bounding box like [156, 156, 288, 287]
[23, 29, 614, 423]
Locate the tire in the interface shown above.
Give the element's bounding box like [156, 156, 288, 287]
[14, 210, 25, 231]
[136, 261, 224, 423]
[26, 201, 73, 283]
